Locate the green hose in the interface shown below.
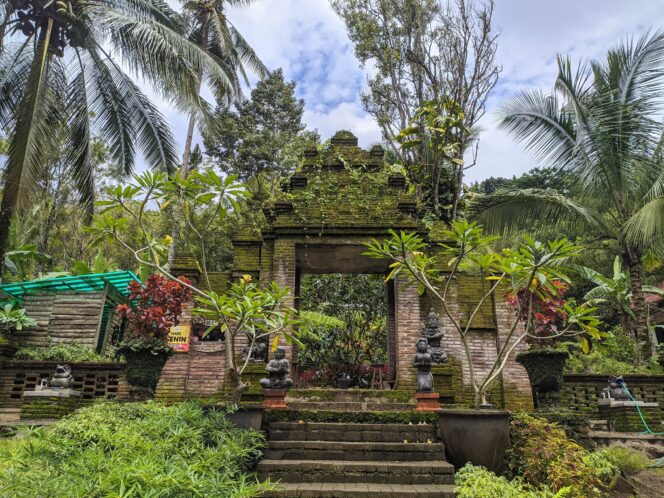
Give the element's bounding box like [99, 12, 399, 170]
[620, 383, 664, 467]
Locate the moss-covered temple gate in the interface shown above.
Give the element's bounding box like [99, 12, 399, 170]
[156, 131, 534, 410]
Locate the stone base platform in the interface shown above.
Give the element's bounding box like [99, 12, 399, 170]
[598, 399, 662, 433]
[21, 389, 81, 420]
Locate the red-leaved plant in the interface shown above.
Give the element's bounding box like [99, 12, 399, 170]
[117, 274, 192, 342]
[506, 280, 569, 347]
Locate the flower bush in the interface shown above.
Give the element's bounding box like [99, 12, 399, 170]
[0, 401, 272, 497]
[506, 280, 571, 348]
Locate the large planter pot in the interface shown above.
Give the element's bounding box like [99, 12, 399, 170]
[516, 349, 569, 409]
[438, 409, 510, 473]
[120, 348, 171, 392]
[226, 406, 263, 431]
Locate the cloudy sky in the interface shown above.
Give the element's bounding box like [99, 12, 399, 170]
[165, 0, 664, 183]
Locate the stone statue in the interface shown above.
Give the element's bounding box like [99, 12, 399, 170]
[414, 338, 434, 392]
[242, 337, 268, 363]
[601, 376, 631, 401]
[421, 311, 447, 364]
[38, 365, 74, 390]
[259, 346, 293, 390]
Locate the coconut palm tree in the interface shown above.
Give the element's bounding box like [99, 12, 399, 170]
[0, 0, 238, 276]
[166, 0, 267, 263]
[179, 0, 267, 176]
[471, 31, 664, 361]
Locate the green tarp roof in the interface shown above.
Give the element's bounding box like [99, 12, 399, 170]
[0, 271, 141, 300]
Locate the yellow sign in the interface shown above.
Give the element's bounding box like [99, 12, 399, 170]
[168, 325, 191, 353]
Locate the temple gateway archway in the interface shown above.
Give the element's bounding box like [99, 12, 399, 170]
[225, 130, 534, 410]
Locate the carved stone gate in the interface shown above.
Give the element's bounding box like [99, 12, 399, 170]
[229, 131, 533, 409]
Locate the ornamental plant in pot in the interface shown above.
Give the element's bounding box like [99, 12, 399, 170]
[0, 303, 37, 358]
[116, 274, 192, 398]
[510, 281, 600, 409]
[364, 220, 602, 472]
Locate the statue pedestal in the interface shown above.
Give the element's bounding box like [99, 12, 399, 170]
[416, 392, 440, 412]
[21, 388, 81, 420]
[262, 389, 288, 410]
[598, 399, 661, 432]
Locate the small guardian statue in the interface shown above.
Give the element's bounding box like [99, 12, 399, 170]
[421, 311, 447, 364]
[242, 336, 268, 363]
[414, 338, 434, 392]
[38, 364, 74, 390]
[259, 346, 293, 390]
[601, 375, 631, 401]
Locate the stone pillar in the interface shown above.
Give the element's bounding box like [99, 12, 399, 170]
[271, 239, 297, 363]
[394, 278, 420, 390]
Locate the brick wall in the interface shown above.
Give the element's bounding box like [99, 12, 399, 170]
[422, 280, 533, 410]
[0, 361, 129, 412]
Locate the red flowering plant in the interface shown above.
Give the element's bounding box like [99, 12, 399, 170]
[116, 274, 192, 353]
[506, 280, 571, 349]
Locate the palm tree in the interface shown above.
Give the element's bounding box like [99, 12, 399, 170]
[0, 0, 238, 276]
[166, 0, 267, 263]
[179, 0, 267, 176]
[471, 31, 664, 361]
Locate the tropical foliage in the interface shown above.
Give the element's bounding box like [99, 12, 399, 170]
[364, 220, 602, 407]
[0, 401, 271, 497]
[472, 31, 664, 361]
[90, 170, 332, 399]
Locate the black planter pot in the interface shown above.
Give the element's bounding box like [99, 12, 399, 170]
[120, 348, 171, 393]
[227, 406, 263, 431]
[516, 349, 569, 409]
[438, 409, 510, 473]
[337, 376, 352, 389]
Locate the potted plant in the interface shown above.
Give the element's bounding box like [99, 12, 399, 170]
[364, 220, 602, 471]
[116, 274, 192, 398]
[0, 303, 37, 359]
[510, 281, 580, 408]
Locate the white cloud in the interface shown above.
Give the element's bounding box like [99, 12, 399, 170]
[155, 0, 664, 182]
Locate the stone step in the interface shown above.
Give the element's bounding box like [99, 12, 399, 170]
[258, 459, 454, 485]
[261, 482, 456, 497]
[589, 419, 609, 431]
[287, 389, 413, 404]
[286, 401, 415, 412]
[269, 422, 438, 443]
[265, 441, 445, 461]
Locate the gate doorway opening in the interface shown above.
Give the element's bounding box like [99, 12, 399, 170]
[297, 272, 393, 388]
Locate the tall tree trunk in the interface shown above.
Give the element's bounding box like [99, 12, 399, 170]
[625, 250, 650, 364]
[0, 198, 13, 281]
[167, 114, 196, 264]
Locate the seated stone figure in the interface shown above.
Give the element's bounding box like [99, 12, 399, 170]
[414, 338, 434, 392]
[259, 346, 293, 390]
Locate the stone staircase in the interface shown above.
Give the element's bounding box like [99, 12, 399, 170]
[259, 421, 455, 497]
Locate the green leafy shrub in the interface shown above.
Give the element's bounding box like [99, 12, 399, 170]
[596, 446, 651, 476]
[582, 451, 620, 489]
[0, 401, 271, 497]
[455, 464, 555, 498]
[508, 414, 605, 497]
[14, 343, 113, 363]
